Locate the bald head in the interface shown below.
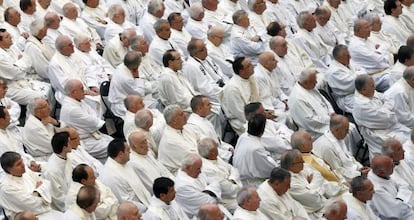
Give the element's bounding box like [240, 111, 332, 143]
[117, 202, 141, 220]
[258, 51, 277, 72]
[14, 211, 37, 220]
[124, 94, 144, 113]
[198, 204, 224, 220]
[371, 155, 394, 178]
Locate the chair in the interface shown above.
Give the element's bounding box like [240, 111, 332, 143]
[100, 81, 124, 138]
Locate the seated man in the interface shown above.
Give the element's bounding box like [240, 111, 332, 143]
[385, 66, 414, 129]
[0, 152, 62, 219]
[280, 149, 326, 219]
[220, 56, 259, 135]
[66, 127, 104, 175]
[117, 202, 142, 220]
[99, 139, 151, 213]
[148, 19, 182, 65]
[174, 153, 222, 219]
[185, 95, 234, 161]
[348, 19, 391, 92]
[158, 50, 197, 112]
[60, 79, 113, 161]
[342, 176, 378, 219]
[142, 177, 189, 220]
[353, 74, 410, 160]
[22, 98, 63, 161]
[385, 45, 414, 84]
[313, 6, 346, 52]
[63, 185, 100, 219]
[206, 26, 234, 78]
[42, 12, 68, 50]
[198, 137, 241, 212]
[233, 114, 278, 186]
[127, 131, 173, 192]
[367, 155, 414, 219]
[313, 115, 368, 182]
[104, 4, 140, 43]
[326, 45, 365, 113]
[138, 0, 164, 43]
[108, 51, 149, 117]
[158, 105, 197, 174]
[65, 164, 118, 220]
[233, 186, 269, 219]
[197, 204, 224, 220]
[230, 10, 265, 64]
[185, 3, 208, 41]
[382, 0, 411, 46]
[0, 78, 20, 127]
[323, 199, 348, 220]
[257, 167, 310, 219]
[103, 28, 137, 68]
[42, 131, 73, 212]
[168, 13, 191, 60]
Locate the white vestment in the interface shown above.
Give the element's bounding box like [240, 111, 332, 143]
[184, 18, 208, 41]
[68, 144, 104, 175]
[293, 29, 330, 70]
[148, 35, 182, 65]
[142, 196, 189, 220]
[257, 180, 310, 219]
[60, 96, 113, 160]
[106, 0, 145, 25]
[80, 6, 108, 39]
[99, 157, 151, 212]
[42, 28, 67, 50]
[0, 22, 26, 51]
[0, 171, 62, 219]
[264, 1, 298, 37]
[314, 22, 345, 51]
[0, 127, 36, 167]
[325, 4, 352, 41]
[230, 25, 265, 64]
[129, 151, 174, 192]
[382, 15, 411, 47]
[174, 170, 221, 219]
[232, 207, 269, 220]
[386, 61, 407, 85]
[158, 125, 198, 174]
[60, 17, 102, 48]
[391, 160, 414, 191]
[342, 194, 379, 220]
[203, 9, 232, 36]
[103, 19, 139, 44]
[205, 40, 234, 79]
[42, 154, 73, 211]
[170, 29, 191, 60]
[24, 35, 54, 81]
[138, 13, 158, 43]
[157, 68, 197, 112]
[313, 130, 362, 182]
[385, 78, 414, 129]
[367, 171, 414, 219]
[65, 181, 118, 220]
[403, 139, 414, 171]
[102, 35, 128, 68]
[369, 30, 400, 62]
[353, 91, 410, 160]
[233, 133, 277, 186]
[63, 204, 96, 220]
[219, 74, 259, 135]
[76, 49, 113, 86]
[138, 54, 163, 100]
[401, 3, 414, 33]
[0, 97, 20, 127]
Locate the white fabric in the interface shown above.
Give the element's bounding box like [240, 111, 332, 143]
[385, 78, 414, 129]
[259, 119, 293, 162]
[174, 170, 221, 219]
[353, 91, 410, 160]
[102, 34, 128, 68]
[314, 22, 345, 51]
[106, 0, 145, 25]
[264, 1, 298, 37]
[60, 17, 102, 48]
[60, 96, 112, 160]
[157, 68, 197, 112]
[63, 204, 96, 220]
[170, 28, 191, 60]
[401, 3, 414, 33]
[138, 55, 163, 100]
[129, 150, 174, 192]
[325, 4, 352, 41]
[247, 11, 270, 38]
[205, 40, 234, 79]
[203, 9, 232, 36]
[386, 61, 407, 85]
[80, 6, 108, 39]
[232, 207, 269, 220]
[158, 125, 198, 174]
[293, 29, 329, 70]
[99, 157, 151, 212]
[75, 49, 113, 86]
[0, 97, 20, 127]
[313, 130, 362, 182]
[142, 196, 189, 220]
[42, 28, 66, 50]
[24, 35, 54, 80]
[103, 19, 139, 44]
[382, 15, 411, 47]
[1, 22, 26, 51]
[148, 35, 182, 65]
[391, 159, 414, 191]
[68, 144, 104, 175]
[367, 171, 414, 219]
[257, 180, 310, 219]
[184, 18, 208, 41]
[233, 133, 277, 186]
[342, 193, 379, 220]
[42, 154, 73, 211]
[138, 13, 158, 43]
[230, 25, 265, 64]
[65, 181, 118, 220]
[369, 30, 400, 61]
[403, 139, 414, 171]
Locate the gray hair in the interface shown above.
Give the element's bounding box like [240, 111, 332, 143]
[354, 74, 371, 92]
[232, 10, 247, 24]
[108, 4, 124, 19]
[247, 0, 258, 11]
[134, 109, 153, 128]
[297, 11, 310, 28]
[74, 34, 89, 48]
[55, 35, 72, 51]
[332, 44, 348, 60]
[354, 18, 367, 33]
[363, 12, 380, 25]
[280, 149, 301, 170]
[187, 39, 202, 57]
[236, 186, 256, 206]
[163, 104, 181, 125]
[324, 199, 346, 217]
[403, 66, 414, 81]
[154, 19, 169, 33]
[298, 67, 317, 83]
[27, 98, 44, 114]
[381, 138, 400, 156]
[197, 137, 218, 158]
[189, 2, 204, 19]
[181, 153, 201, 169]
[29, 18, 45, 36]
[64, 79, 82, 95]
[148, 0, 164, 14]
[269, 36, 285, 50]
[129, 35, 146, 50]
[207, 26, 223, 37]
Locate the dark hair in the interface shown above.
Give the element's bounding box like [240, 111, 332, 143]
[76, 185, 99, 209]
[0, 151, 20, 173]
[20, 0, 33, 12]
[398, 45, 414, 64]
[107, 138, 126, 158]
[350, 176, 367, 196]
[244, 102, 262, 120]
[266, 21, 282, 36]
[384, 0, 398, 15]
[72, 164, 89, 183]
[190, 95, 207, 112]
[354, 74, 371, 92]
[269, 167, 291, 183]
[247, 113, 266, 136]
[0, 106, 6, 119]
[51, 131, 70, 154]
[232, 56, 246, 75]
[153, 177, 175, 198]
[167, 12, 181, 24]
[0, 28, 7, 41]
[162, 49, 177, 67]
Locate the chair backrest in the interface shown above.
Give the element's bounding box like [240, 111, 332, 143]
[318, 81, 344, 115]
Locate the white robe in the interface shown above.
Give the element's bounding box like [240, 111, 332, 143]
[42, 154, 73, 211]
[205, 40, 234, 79]
[148, 35, 182, 65]
[170, 29, 191, 60]
[0, 171, 62, 219]
[369, 30, 400, 61]
[203, 9, 232, 36]
[293, 29, 330, 70]
[60, 96, 113, 160]
[233, 133, 277, 186]
[264, 1, 298, 37]
[230, 25, 265, 64]
[102, 35, 128, 68]
[76, 49, 113, 86]
[401, 3, 414, 33]
[138, 13, 158, 43]
[60, 17, 102, 48]
[232, 207, 269, 220]
[24, 35, 54, 81]
[385, 78, 414, 129]
[342, 194, 379, 220]
[257, 180, 310, 219]
[174, 170, 221, 218]
[391, 160, 414, 192]
[0, 22, 26, 51]
[288, 82, 334, 139]
[142, 196, 189, 220]
[99, 157, 151, 212]
[138, 54, 163, 100]
[128, 150, 174, 192]
[386, 61, 407, 85]
[0, 97, 20, 127]
[63, 204, 96, 220]
[353, 91, 410, 160]
[106, 0, 145, 25]
[68, 144, 104, 175]
[157, 68, 197, 112]
[103, 19, 139, 44]
[258, 119, 293, 162]
[80, 6, 108, 39]
[313, 130, 362, 182]
[65, 181, 118, 220]
[184, 18, 208, 41]
[382, 15, 411, 47]
[367, 171, 414, 219]
[0, 127, 36, 170]
[158, 125, 198, 174]
[403, 139, 414, 171]
[219, 74, 259, 135]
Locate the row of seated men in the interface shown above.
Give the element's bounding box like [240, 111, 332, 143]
[2, 109, 414, 220]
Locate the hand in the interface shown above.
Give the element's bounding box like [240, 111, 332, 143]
[264, 109, 277, 120]
[250, 35, 261, 42]
[29, 161, 41, 172]
[360, 167, 371, 177]
[35, 180, 43, 188]
[85, 88, 99, 96]
[307, 173, 313, 183]
[131, 68, 139, 78]
[41, 116, 58, 126]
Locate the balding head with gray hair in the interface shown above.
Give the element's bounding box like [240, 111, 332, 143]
[163, 104, 181, 125]
[297, 11, 311, 28]
[55, 35, 72, 52]
[147, 0, 164, 16]
[30, 18, 45, 36]
[64, 79, 82, 95]
[189, 3, 204, 20]
[236, 186, 256, 207]
[298, 67, 317, 83]
[180, 153, 201, 169]
[134, 109, 153, 129]
[74, 34, 90, 48]
[197, 137, 218, 159]
[324, 199, 347, 220]
[107, 4, 124, 20]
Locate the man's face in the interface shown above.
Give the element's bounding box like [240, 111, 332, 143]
[199, 98, 212, 117]
[391, 142, 405, 162]
[239, 58, 254, 79]
[274, 177, 291, 195]
[8, 9, 21, 26]
[7, 157, 25, 177]
[357, 20, 371, 39]
[169, 52, 183, 71]
[237, 14, 250, 28]
[0, 82, 7, 98]
[304, 13, 316, 31]
[70, 82, 85, 101]
[0, 108, 10, 129]
[121, 143, 131, 164]
[290, 155, 304, 173]
[273, 40, 288, 57]
[0, 31, 13, 49]
[186, 158, 202, 178]
[253, 0, 266, 14]
[170, 14, 184, 31]
[83, 166, 97, 186]
[34, 99, 51, 119]
[158, 23, 171, 40]
[194, 41, 208, 60]
[60, 38, 75, 56]
[68, 130, 81, 149]
[77, 38, 92, 53]
[161, 186, 176, 203]
[358, 180, 375, 202]
[112, 9, 125, 24]
[133, 135, 149, 155]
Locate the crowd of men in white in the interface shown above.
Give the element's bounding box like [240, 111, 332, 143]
[1, 0, 414, 219]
